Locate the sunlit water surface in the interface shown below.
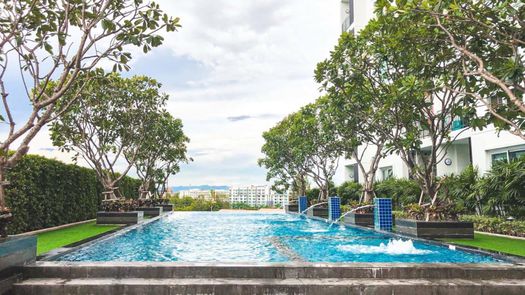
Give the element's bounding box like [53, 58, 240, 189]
[58, 212, 501, 263]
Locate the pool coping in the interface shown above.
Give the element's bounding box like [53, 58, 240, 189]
[40, 211, 525, 266]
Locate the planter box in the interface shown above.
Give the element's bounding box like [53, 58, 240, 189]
[136, 207, 163, 217]
[313, 208, 328, 219]
[395, 218, 474, 239]
[96, 211, 144, 225]
[0, 235, 36, 294]
[286, 205, 298, 213]
[344, 213, 374, 227]
[160, 204, 173, 212]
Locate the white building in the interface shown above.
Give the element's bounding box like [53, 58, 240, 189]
[229, 185, 289, 207]
[337, 0, 525, 184]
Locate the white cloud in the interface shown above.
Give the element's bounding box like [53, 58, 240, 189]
[6, 0, 341, 188]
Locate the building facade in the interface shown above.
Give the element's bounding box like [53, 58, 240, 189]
[338, 0, 525, 184]
[229, 185, 290, 207]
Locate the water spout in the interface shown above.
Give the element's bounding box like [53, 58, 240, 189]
[328, 204, 374, 228]
[300, 202, 327, 215]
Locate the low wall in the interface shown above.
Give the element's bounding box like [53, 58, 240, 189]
[312, 208, 328, 219]
[395, 219, 474, 239]
[136, 207, 163, 217]
[96, 211, 144, 225]
[0, 235, 36, 294]
[160, 204, 173, 212]
[344, 213, 374, 227]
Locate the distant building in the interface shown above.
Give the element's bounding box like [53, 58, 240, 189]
[179, 189, 229, 201]
[229, 185, 289, 207]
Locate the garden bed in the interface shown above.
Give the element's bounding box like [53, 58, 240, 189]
[160, 204, 173, 212]
[395, 218, 473, 239]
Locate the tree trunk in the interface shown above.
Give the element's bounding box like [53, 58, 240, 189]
[361, 173, 376, 203]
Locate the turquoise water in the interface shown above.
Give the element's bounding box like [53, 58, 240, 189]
[58, 212, 501, 263]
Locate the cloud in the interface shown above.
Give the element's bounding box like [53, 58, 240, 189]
[3, 1, 342, 188]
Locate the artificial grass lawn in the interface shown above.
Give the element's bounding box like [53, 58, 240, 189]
[37, 221, 120, 255]
[443, 232, 525, 257]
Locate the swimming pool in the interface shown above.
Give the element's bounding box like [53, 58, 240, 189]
[57, 212, 502, 263]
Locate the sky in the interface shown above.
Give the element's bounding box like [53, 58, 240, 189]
[2, 0, 343, 187]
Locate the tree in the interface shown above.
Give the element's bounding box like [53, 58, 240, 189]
[385, 0, 524, 139]
[132, 111, 191, 199]
[0, 0, 179, 216]
[289, 102, 342, 202]
[259, 114, 309, 197]
[316, 34, 390, 203]
[363, 8, 474, 210]
[50, 72, 167, 200]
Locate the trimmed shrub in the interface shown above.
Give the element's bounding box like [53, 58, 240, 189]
[460, 215, 525, 237]
[169, 196, 229, 211]
[5, 154, 141, 234]
[375, 178, 421, 209]
[337, 181, 362, 205]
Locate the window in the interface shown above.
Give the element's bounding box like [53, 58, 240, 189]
[509, 150, 525, 161]
[491, 152, 508, 164]
[380, 166, 393, 180]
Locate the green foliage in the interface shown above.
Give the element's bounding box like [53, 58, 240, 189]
[441, 165, 480, 214]
[168, 196, 229, 211]
[134, 111, 191, 197]
[475, 158, 525, 218]
[460, 215, 525, 238]
[337, 181, 362, 205]
[387, 0, 525, 137]
[375, 178, 421, 209]
[5, 154, 140, 234]
[51, 72, 169, 198]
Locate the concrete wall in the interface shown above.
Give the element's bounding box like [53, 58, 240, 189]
[0, 235, 37, 294]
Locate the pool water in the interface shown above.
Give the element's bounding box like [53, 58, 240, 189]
[58, 212, 501, 263]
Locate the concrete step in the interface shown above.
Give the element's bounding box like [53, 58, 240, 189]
[22, 262, 525, 280]
[13, 277, 525, 295]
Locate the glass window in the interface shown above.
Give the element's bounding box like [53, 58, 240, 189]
[381, 166, 393, 180]
[509, 150, 525, 161]
[491, 152, 508, 164]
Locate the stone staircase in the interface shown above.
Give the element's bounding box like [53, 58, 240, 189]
[12, 262, 525, 294]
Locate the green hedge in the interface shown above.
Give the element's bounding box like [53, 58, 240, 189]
[5, 154, 141, 234]
[460, 215, 525, 238]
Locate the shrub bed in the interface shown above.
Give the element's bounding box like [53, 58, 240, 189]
[459, 215, 525, 238]
[5, 154, 141, 234]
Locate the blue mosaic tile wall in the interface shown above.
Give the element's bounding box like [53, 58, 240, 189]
[374, 198, 393, 231]
[298, 196, 308, 213]
[328, 196, 341, 221]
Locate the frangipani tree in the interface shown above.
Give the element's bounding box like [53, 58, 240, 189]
[132, 111, 191, 199]
[50, 72, 167, 200]
[358, 10, 473, 210]
[259, 114, 310, 197]
[0, 0, 179, 225]
[316, 33, 389, 203]
[387, 0, 525, 139]
[289, 102, 343, 202]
